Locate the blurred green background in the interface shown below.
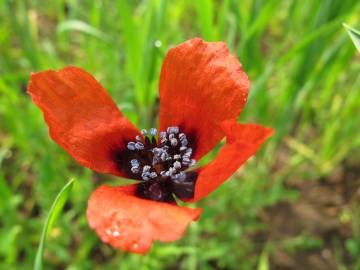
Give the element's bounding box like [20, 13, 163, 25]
[1, 0, 360, 269]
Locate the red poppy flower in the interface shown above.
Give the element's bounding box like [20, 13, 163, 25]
[28, 38, 273, 254]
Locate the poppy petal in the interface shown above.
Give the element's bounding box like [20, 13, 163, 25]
[86, 185, 202, 254]
[159, 38, 250, 160]
[28, 66, 140, 177]
[189, 120, 273, 202]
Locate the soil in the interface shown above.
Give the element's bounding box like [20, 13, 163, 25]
[260, 160, 360, 270]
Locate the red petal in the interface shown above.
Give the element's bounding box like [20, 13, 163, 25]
[28, 66, 140, 177]
[86, 185, 202, 254]
[189, 120, 273, 202]
[158, 38, 250, 159]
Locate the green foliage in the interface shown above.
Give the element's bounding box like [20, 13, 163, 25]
[0, 0, 359, 269]
[34, 179, 75, 270]
[344, 23, 360, 52]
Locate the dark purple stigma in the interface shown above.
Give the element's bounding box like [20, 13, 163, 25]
[126, 126, 197, 203]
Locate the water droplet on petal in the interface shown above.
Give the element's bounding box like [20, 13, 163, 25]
[112, 230, 120, 237]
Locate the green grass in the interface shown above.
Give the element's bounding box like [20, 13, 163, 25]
[0, 0, 360, 269]
[34, 178, 74, 270]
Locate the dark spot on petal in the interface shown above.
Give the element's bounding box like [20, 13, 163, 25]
[170, 171, 198, 199]
[136, 181, 176, 203]
[111, 147, 142, 180]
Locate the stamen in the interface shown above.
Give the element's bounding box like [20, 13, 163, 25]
[171, 171, 186, 181]
[181, 138, 188, 146]
[170, 138, 178, 146]
[141, 172, 150, 181]
[127, 142, 136, 150]
[125, 126, 197, 202]
[141, 129, 148, 136]
[130, 159, 139, 166]
[179, 133, 185, 140]
[161, 152, 168, 161]
[182, 157, 191, 166]
[135, 142, 144, 150]
[167, 127, 179, 134]
[160, 131, 166, 138]
[143, 165, 151, 173]
[173, 161, 181, 170]
[168, 167, 176, 175]
[149, 128, 157, 136]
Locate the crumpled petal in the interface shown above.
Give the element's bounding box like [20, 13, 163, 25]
[188, 120, 273, 202]
[87, 185, 202, 254]
[158, 38, 250, 160]
[28, 66, 140, 177]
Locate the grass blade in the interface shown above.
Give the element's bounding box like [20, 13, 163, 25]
[344, 23, 360, 52]
[57, 20, 107, 41]
[33, 178, 75, 270]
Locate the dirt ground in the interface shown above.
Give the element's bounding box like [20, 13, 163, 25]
[259, 160, 360, 270]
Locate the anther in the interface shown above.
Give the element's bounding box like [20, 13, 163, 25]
[143, 165, 151, 173]
[172, 171, 186, 181]
[135, 135, 142, 142]
[160, 152, 168, 161]
[180, 138, 188, 146]
[131, 166, 140, 174]
[168, 167, 176, 175]
[179, 146, 187, 152]
[179, 133, 185, 140]
[130, 159, 139, 166]
[179, 133, 188, 146]
[182, 157, 191, 165]
[135, 142, 144, 150]
[183, 149, 192, 158]
[149, 128, 157, 136]
[173, 161, 181, 170]
[141, 172, 150, 181]
[167, 126, 179, 134]
[170, 138, 178, 146]
[160, 131, 167, 139]
[141, 129, 148, 136]
[152, 156, 160, 165]
[127, 142, 136, 150]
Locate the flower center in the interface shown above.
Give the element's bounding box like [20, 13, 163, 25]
[126, 126, 197, 203]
